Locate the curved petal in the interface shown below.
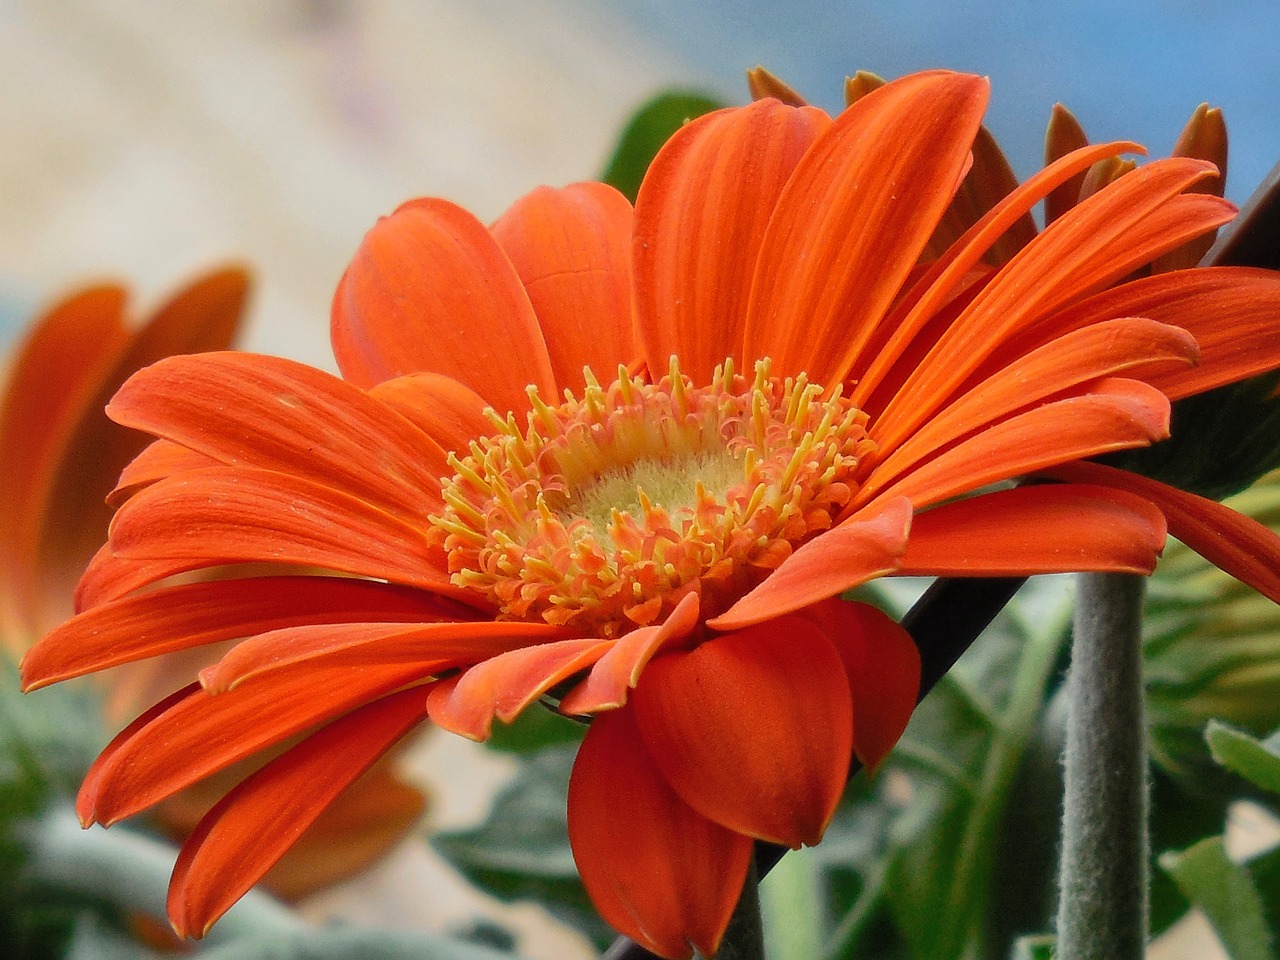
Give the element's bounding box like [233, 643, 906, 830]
[22, 576, 469, 689]
[109, 440, 219, 506]
[491, 182, 637, 392]
[331, 197, 556, 413]
[107, 352, 450, 519]
[426, 638, 612, 740]
[74, 543, 217, 612]
[1046, 461, 1280, 605]
[168, 686, 430, 938]
[858, 380, 1171, 511]
[568, 706, 752, 960]
[633, 99, 831, 382]
[559, 591, 701, 715]
[78, 663, 428, 827]
[367, 373, 492, 457]
[633, 617, 853, 846]
[797, 598, 920, 771]
[199, 619, 567, 693]
[744, 71, 989, 386]
[898, 483, 1167, 576]
[107, 467, 460, 595]
[708, 496, 912, 631]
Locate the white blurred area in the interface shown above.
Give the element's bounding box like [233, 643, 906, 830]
[0, 0, 706, 369]
[0, 2, 703, 957]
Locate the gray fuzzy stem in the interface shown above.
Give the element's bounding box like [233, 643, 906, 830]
[1056, 572, 1149, 960]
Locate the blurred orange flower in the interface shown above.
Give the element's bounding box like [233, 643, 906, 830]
[21, 71, 1280, 957]
[2, 269, 424, 910]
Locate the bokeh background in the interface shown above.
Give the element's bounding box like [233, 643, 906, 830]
[2, 2, 1277, 957]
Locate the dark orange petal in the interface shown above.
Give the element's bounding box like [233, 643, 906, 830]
[633, 99, 831, 383]
[78, 664, 429, 827]
[873, 156, 1220, 451]
[74, 543, 213, 611]
[709, 496, 912, 631]
[633, 618, 852, 846]
[22, 576, 468, 690]
[331, 197, 555, 412]
[109, 440, 219, 507]
[168, 686, 429, 938]
[367, 373, 491, 456]
[1043, 104, 1091, 224]
[491, 182, 636, 393]
[867, 317, 1198, 489]
[568, 706, 752, 959]
[859, 380, 1171, 510]
[426, 638, 612, 740]
[899, 484, 1167, 576]
[1046, 461, 1280, 605]
[559, 591, 701, 714]
[743, 71, 989, 386]
[107, 466, 458, 595]
[200, 619, 566, 693]
[797, 598, 920, 771]
[107, 352, 450, 519]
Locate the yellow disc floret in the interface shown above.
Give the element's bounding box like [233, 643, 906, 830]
[430, 358, 874, 637]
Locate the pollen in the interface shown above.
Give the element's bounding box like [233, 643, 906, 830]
[430, 358, 874, 637]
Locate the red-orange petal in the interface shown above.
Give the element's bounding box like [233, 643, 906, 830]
[107, 352, 450, 520]
[168, 686, 430, 938]
[1046, 461, 1280, 605]
[797, 598, 920, 771]
[559, 590, 701, 715]
[331, 197, 556, 413]
[78, 662, 428, 827]
[109, 440, 219, 507]
[21, 576, 468, 690]
[426, 638, 612, 740]
[743, 71, 989, 386]
[709, 496, 912, 631]
[367, 373, 491, 457]
[568, 706, 752, 959]
[899, 483, 1167, 577]
[633, 618, 852, 847]
[491, 182, 637, 393]
[633, 99, 831, 383]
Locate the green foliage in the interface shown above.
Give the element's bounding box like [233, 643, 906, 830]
[1207, 721, 1280, 793]
[600, 91, 726, 201]
[1007, 935, 1054, 960]
[1160, 837, 1277, 960]
[484, 702, 585, 755]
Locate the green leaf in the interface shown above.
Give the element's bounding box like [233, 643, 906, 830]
[194, 927, 520, 960]
[601, 91, 726, 202]
[1008, 934, 1055, 960]
[1159, 837, 1277, 960]
[1207, 721, 1280, 793]
[485, 703, 585, 754]
[432, 744, 612, 948]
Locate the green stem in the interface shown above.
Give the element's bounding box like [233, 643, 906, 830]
[1056, 572, 1149, 960]
[706, 856, 765, 960]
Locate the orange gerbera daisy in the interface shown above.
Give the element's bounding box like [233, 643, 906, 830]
[21, 71, 1280, 958]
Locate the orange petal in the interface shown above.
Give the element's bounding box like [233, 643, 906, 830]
[200, 619, 567, 693]
[168, 686, 429, 938]
[107, 466, 459, 595]
[559, 591, 701, 714]
[426, 638, 612, 740]
[797, 598, 920, 771]
[74, 543, 215, 611]
[22, 576, 468, 689]
[367, 373, 491, 457]
[568, 706, 751, 959]
[859, 380, 1171, 510]
[633, 618, 852, 846]
[633, 99, 831, 383]
[743, 71, 989, 386]
[491, 182, 637, 393]
[709, 496, 912, 631]
[1046, 461, 1280, 605]
[899, 483, 1167, 576]
[109, 440, 219, 507]
[107, 352, 450, 520]
[867, 317, 1198, 489]
[331, 197, 555, 413]
[78, 663, 429, 827]
[873, 156, 1221, 451]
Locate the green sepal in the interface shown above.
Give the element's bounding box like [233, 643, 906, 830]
[601, 91, 726, 202]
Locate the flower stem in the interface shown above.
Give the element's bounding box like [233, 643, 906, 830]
[1056, 572, 1149, 960]
[709, 856, 765, 960]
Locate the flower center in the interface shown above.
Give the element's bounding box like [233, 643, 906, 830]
[430, 359, 874, 637]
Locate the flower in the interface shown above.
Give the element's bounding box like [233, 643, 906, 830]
[1, 269, 425, 910]
[21, 71, 1280, 957]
